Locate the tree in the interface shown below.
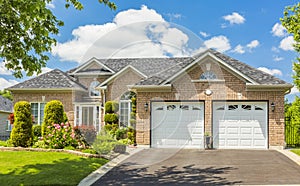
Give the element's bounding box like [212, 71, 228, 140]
[0, 89, 13, 100]
[10, 101, 33, 147]
[281, 3, 300, 89]
[0, 0, 116, 78]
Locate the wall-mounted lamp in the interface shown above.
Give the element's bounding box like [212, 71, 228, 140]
[271, 102, 275, 112]
[205, 89, 213, 96]
[144, 103, 149, 112]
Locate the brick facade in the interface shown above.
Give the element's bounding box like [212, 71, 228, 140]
[135, 62, 286, 148]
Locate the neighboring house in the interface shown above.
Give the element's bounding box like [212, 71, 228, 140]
[0, 95, 13, 141]
[8, 49, 292, 149]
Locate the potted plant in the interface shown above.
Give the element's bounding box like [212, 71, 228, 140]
[204, 132, 212, 149]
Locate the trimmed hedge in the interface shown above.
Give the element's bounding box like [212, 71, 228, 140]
[105, 101, 119, 113]
[10, 101, 33, 147]
[42, 100, 64, 137]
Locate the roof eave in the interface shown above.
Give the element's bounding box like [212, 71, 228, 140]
[8, 88, 86, 91]
[246, 83, 293, 92]
[129, 84, 172, 92]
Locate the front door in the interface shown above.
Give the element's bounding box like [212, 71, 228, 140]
[75, 105, 101, 132]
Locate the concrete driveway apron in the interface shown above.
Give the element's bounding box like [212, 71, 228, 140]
[92, 149, 300, 185]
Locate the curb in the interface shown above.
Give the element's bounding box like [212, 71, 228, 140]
[277, 149, 300, 166]
[78, 146, 146, 186]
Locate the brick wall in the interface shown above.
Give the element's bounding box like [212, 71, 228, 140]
[135, 62, 286, 148]
[12, 91, 75, 125]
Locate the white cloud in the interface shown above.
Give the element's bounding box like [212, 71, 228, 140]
[52, 5, 193, 63]
[199, 31, 210, 38]
[0, 62, 12, 75]
[246, 40, 259, 49]
[271, 46, 280, 53]
[223, 12, 245, 25]
[279, 36, 295, 51]
[46, 2, 55, 9]
[271, 23, 286, 37]
[257, 67, 282, 76]
[203, 35, 231, 52]
[290, 86, 299, 95]
[273, 56, 284, 62]
[233, 44, 245, 54]
[0, 78, 19, 89]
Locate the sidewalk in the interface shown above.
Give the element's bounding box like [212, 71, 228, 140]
[78, 145, 148, 186]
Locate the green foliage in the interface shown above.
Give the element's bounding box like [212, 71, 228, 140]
[64, 146, 76, 150]
[281, 3, 300, 90]
[32, 140, 47, 148]
[33, 125, 42, 137]
[105, 101, 119, 113]
[42, 100, 64, 137]
[0, 0, 116, 78]
[74, 125, 97, 148]
[104, 123, 118, 137]
[93, 133, 117, 154]
[0, 140, 7, 147]
[63, 112, 69, 123]
[82, 148, 98, 154]
[104, 113, 118, 124]
[118, 138, 131, 145]
[286, 96, 300, 125]
[115, 128, 127, 140]
[10, 101, 33, 147]
[44, 123, 77, 149]
[0, 90, 13, 100]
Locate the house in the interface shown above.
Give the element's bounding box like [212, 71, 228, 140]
[8, 49, 292, 149]
[0, 95, 13, 140]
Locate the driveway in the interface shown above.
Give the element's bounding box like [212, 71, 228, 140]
[92, 149, 300, 185]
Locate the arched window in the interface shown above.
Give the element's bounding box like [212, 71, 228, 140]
[200, 71, 217, 80]
[89, 79, 100, 97]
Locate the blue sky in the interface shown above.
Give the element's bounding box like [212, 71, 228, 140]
[0, 0, 299, 101]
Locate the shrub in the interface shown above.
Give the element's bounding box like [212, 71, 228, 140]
[93, 134, 117, 155]
[44, 123, 77, 149]
[104, 124, 119, 137]
[10, 101, 33, 147]
[104, 113, 118, 124]
[74, 125, 97, 147]
[32, 140, 47, 148]
[33, 125, 42, 138]
[0, 140, 7, 147]
[82, 148, 98, 154]
[118, 138, 131, 145]
[42, 100, 64, 137]
[115, 128, 127, 140]
[105, 101, 119, 113]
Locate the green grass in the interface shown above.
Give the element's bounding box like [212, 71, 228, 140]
[291, 149, 300, 156]
[0, 151, 108, 186]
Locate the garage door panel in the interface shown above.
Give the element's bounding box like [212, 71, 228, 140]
[151, 102, 204, 149]
[213, 102, 267, 149]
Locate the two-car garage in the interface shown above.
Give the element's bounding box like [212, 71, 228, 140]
[151, 101, 268, 149]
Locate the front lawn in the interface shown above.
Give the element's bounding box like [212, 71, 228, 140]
[291, 149, 300, 156]
[0, 151, 108, 186]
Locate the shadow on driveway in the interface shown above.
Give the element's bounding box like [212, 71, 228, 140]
[93, 149, 300, 185]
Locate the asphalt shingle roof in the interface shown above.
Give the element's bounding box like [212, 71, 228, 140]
[0, 95, 13, 112]
[9, 49, 290, 90]
[9, 69, 86, 90]
[207, 49, 288, 85]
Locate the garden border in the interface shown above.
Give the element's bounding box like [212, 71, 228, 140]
[0, 147, 120, 160]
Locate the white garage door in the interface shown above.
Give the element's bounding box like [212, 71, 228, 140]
[151, 102, 204, 149]
[213, 102, 268, 149]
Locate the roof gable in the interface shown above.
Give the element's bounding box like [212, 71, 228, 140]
[70, 58, 115, 75]
[99, 65, 147, 87]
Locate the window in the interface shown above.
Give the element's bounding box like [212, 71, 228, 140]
[6, 120, 12, 131]
[242, 105, 251, 110]
[89, 79, 100, 97]
[119, 91, 136, 127]
[200, 71, 217, 80]
[228, 105, 238, 110]
[31, 102, 46, 125]
[119, 100, 131, 127]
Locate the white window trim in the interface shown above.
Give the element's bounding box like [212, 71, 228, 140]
[6, 120, 12, 131]
[119, 100, 132, 127]
[74, 104, 101, 132]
